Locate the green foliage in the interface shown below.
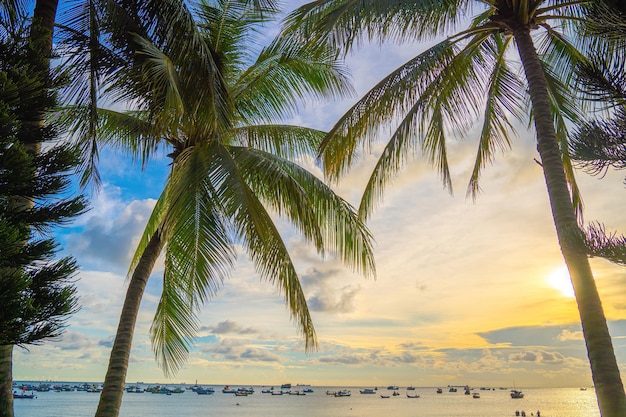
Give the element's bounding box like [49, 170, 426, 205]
[0, 20, 86, 347]
[58, 0, 374, 377]
[285, 0, 591, 219]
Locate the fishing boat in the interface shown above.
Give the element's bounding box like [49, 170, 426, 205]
[334, 390, 351, 397]
[510, 389, 524, 399]
[280, 383, 292, 389]
[196, 387, 215, 395]
[407, 393, 420, 398]
[222, 385, 236, 394]
[473, 392, 481, 399]
[359, 388, 376, 394]
[13, 390, 36, 399]
[436, 388, 443, 394]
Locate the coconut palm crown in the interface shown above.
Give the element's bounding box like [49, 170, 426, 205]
[285, 1, 625, 416]
[58, 1, 374, 416]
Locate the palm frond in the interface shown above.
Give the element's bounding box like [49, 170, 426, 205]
[211, 141, 318, 351]
[467, 33, 525, 199]
[320, 39, 459, 182]
[284, 0, 475, 55]
[228, 124, 325, 160]
[162, 143, 237, 305]
[229, 146, 376, 277]
[233, 35, 354, 123]
[150, 269, 199, 377]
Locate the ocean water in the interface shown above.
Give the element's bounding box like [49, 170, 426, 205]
[13, 385, 600, 417]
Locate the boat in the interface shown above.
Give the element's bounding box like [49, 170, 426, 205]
[261, 387, 273, 393]
[334, 390, 351, 397]
[288, 390, 306, 395]
[271, 390, 284, 395]
[222, 386, 236, 394]
[196, 387, 215, 395]
[125, 386, 145, 393]
[280, 383, 292, 389]
[234, 391, 248, 396]
[406, 394, 420, 398]
[472, 392, 480, 399]
[392, 391, 400, 396]
[449, 387, 457, 392]
[13, 390, 36, 399]
[436, 388, 443, 394]
[380, 394, 390, 398]
[326, 390, 336, 396]
[302, 388, 314, 393]
[510, 389, 524, 399]
[359, 388, 376, 394]
[407, 386, 416, 391]
[387, 385, 399, 390]
[237, 387, 254, 395]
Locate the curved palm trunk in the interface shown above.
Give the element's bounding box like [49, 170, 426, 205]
[514, 28, 626, 417]
[0, 346, 13, 417]
[95, 232, 164, 417]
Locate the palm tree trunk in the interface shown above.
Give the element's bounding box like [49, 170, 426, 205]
[95, 232, 164, 417]
[514, 27, 626, 417]
[0, 346, 13, 417]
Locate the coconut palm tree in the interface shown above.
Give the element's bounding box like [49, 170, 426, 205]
[285, 1, 625, 416]
[58, 1, 374, 416]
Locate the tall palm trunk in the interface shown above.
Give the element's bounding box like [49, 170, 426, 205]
[0, 346, 13, 417]
[514, 27, 626, 417]
[95, 232, 164, 417]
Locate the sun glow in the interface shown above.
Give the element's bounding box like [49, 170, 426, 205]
[548, 267, 575, 298]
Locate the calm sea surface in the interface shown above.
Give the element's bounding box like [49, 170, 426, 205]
[13, 385, 600, 417]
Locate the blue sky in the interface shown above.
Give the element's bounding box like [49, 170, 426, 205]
[12, 1, 626, 388]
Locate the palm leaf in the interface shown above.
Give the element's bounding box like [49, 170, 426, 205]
[211, 141, 318, 350]
[228, 124, 325, 159]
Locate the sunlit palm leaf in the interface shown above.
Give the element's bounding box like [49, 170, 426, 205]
[320, 40, 458, 182]
[234, 36, 354, 123]
[229, 124, 325, 160]
[285, 0, 473, 54]
[230, 146, 375, 276]
[211, 141, 318, 350]
[467, 34, 525, 198]
[150, 268, 198, 377]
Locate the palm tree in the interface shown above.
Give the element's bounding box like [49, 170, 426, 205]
[58, 1, 374, 416]
[285, 1, 625, 416]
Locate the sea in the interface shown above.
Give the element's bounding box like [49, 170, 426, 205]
[13, 384, 600, 417]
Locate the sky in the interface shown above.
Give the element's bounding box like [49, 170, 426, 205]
[12, 3, 626, 389]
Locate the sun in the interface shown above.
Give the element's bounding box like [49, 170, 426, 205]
[548, 266, 576, 298]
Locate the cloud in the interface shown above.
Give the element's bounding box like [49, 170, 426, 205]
[509, 350, 565, 364]
[556, 329, 584, 342]
[202, 320, 260, 336]
[302, 267, 361, 313]
[64, 186, 156, 273]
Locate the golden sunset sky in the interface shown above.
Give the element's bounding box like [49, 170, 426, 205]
[13, 1, 626, 389]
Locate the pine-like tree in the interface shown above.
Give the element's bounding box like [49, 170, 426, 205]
[0, 24, 86, 417]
